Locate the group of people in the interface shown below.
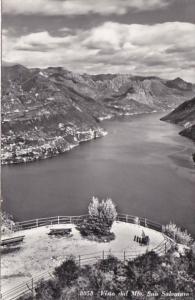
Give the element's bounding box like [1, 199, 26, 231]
[134, 230, 150, 245]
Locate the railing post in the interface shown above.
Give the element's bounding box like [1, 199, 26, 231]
[145, 218, 147, 227]
[124, 251, 126, 262]
[58, 216, 60, 225]
[36, 219, 38, 227]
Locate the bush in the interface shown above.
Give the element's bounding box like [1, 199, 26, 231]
[78, 216, 110, 236]
[77, 216, 115, 242]
[1, 211, 15, 234]
[87, 266, 121, 296]
[87, 267, 107, 292]
[97, 255, 119, 273]
[54, 256, 79, 287]
[165, 222, 193, 246]
[35, 279, 61, 300]
[30, 249, 195, 299]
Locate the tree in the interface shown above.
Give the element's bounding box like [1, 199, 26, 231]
[77, 197, 117, 240]
[88, 196, 99, 218]
[101, 198, 117, 225]
[88, 197, 117, 226]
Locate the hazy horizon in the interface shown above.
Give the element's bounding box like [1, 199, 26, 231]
[2, 60, 195, 84]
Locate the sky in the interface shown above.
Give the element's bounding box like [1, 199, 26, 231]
[2, 0, 195, 82]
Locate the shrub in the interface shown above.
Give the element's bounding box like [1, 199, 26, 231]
[77, 216, 115, 242]
[1, 211, 15, 234]
[87, 266, 120, 295]
[181, 249, 195, 279]
[29, 250, 195, 299]
[87, 267, 106, 292]
[98, 255, 119, 273]
[78, 216, 110, 236]
[35, 279, 61, 300]
[165, 222, 193, 246]
[54, 256, 79, 287]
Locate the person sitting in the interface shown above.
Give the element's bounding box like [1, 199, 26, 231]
[133, 234, 150, 245]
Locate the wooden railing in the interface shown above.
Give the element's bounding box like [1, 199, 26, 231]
[10, 213, 163, 233]
[10, 214, 88, 231]
[117, 214, 162, 232]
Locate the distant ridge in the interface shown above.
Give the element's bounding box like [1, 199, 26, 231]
[1, 64, 195, 164]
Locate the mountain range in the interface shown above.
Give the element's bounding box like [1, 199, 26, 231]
[1, 64, 195, 164]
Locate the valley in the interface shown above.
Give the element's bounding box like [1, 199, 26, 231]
[2, 64, 195, 164]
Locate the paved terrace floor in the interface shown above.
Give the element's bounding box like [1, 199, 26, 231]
[1, 221, 165, 292]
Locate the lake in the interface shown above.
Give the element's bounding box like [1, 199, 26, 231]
[2, 113, 195, 235]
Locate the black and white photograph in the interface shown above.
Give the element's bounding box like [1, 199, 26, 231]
[1, 0, 195, 299]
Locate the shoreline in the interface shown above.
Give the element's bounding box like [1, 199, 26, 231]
[1, 110, 163, 166]
[1, 127, 108, 166]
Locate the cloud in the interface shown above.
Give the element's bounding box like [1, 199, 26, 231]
[3, 21, 195, 82]
[83, 22, 195, 50]
[14, 31, 77, 50]
[3, 0, 173, 16]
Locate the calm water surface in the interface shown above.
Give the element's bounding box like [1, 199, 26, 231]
[2, 113, 195, 235]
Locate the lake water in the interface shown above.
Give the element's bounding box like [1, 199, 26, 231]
[2, 113, 195, 235]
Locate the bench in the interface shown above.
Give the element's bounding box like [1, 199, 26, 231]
[48, 228, 72, 236]
[1, 235, 25, 247]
